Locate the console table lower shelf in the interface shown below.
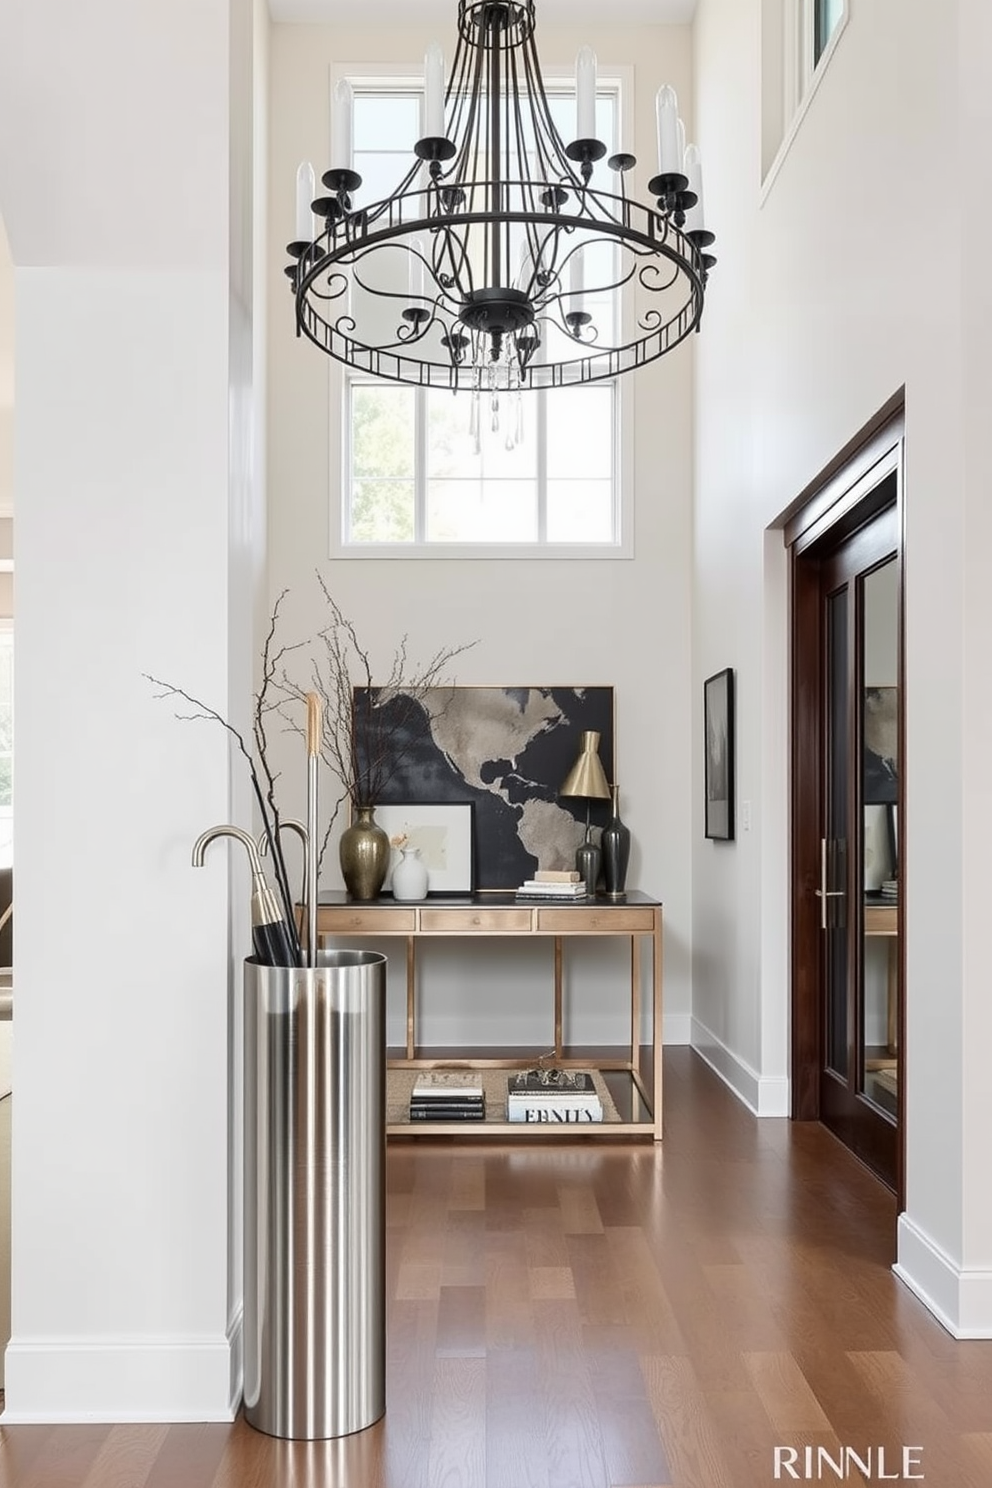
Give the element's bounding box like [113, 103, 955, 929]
[315, 890, 663, 1142]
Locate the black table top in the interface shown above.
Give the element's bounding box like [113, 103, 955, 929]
[316, 889, 661, 909]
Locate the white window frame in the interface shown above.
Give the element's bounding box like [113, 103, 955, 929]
[328, 62, 635, 562]
[342, 373, 627, 558]
[762, 0, 849, 199]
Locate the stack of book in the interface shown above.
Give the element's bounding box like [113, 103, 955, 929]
[881, 878, 898, 903]
[409, 1072, 486, 1122]
[515, 869, 588, 902]
[506, 1069, 603, 1124]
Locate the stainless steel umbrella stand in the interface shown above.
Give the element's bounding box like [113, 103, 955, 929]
[242, 946, 388, 1440]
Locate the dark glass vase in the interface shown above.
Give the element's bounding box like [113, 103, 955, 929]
[601, 787, 631, 899]
[575, 828, 601, 899]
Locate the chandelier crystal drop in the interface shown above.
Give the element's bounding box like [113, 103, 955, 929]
[286, 0, 716, 393]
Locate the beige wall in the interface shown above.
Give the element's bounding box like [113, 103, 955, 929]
[267, 17, 699, 1046]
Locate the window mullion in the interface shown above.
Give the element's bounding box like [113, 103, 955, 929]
[536, 389, 548, 543]
[343, 375, 354, 545]
[415, 388, 428, 542]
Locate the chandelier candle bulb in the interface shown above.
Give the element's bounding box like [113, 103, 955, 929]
[655, 84, 681, 177]
[570, 246, 585, 302]
[575, 47, 597, 141]
[683, 144, 705, 232]
[331, 78, 354, 174]
[295, 161, 316, 243]
[424, 42, 446, 139]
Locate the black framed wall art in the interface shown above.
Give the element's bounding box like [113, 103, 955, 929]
[704, 667, 735, 841]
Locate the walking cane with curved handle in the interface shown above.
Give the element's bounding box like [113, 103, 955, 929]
[192, 825, 298, 967]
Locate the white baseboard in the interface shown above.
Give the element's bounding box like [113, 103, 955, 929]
[690, 1017, 790, 1116]
[2, 1316, 243, 1423]
[895, 1212, 992, 1338]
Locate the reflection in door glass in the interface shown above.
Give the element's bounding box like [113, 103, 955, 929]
[861, 557, 899, 1119]
[825, 589, 848, 1079]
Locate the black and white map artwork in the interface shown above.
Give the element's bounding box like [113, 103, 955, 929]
[355, 685, 615, 891]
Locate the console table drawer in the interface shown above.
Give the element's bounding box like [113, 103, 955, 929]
[320, 908, 417, 933]
[420, 908, 534, 933]
[536, 907, 657, 933]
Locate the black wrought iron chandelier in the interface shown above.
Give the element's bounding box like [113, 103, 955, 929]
[286, 0, 716, 394]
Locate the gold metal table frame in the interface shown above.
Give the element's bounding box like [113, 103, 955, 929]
[315, 890, 663, 1141]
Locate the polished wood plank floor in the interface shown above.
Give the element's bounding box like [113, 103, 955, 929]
[3, 1048, 992, 1487]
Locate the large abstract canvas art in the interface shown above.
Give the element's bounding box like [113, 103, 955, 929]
[354, 685, 615, 890]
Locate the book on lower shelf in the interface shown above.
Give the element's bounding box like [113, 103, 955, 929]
[409, 1102, 486, 1121]
[410, 1071, 486, 1121]
[413, 1073, 484, 1098]
[506, 1069, 602, 1122]
[507, 1104, 603, 1123]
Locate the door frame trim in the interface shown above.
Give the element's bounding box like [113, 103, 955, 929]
[786, 399, 906, 1201]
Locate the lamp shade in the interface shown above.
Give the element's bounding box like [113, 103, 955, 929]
[560, 731, 611, 800]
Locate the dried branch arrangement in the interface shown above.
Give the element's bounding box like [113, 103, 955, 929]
[278, 575, 476, 847]
[146, 577, 476, 961]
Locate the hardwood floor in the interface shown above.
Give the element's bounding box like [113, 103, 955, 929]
[2, 1048, 992, 1487]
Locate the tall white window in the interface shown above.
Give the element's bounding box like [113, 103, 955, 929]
[347, 379, 615, 545]
[795, 0, 848, 110]
[762, 0, 849, 184]
[812, 0, 845, 67]
[336, 79, 625, 558]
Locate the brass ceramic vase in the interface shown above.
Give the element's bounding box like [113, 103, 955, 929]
[339, 805, 390, 901]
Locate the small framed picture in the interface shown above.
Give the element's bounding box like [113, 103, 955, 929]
[704, 668, 735, 841]
[374, 802, 475, 895]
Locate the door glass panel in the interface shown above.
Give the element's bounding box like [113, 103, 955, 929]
[825, 587, 849, 1079]
[860, 557, 899, 1116]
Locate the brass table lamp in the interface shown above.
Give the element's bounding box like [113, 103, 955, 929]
[560, 730, 611, 896]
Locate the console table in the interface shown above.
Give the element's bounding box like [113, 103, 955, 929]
[315, 890, 663, 1141]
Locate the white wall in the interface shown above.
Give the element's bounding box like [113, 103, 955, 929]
[0, 216, 12, 620]
[0, 215, 12, 523]
[267, 17, 698, 1050]
[0, 0, 267, 1419]
[693, 0, 992, 1334]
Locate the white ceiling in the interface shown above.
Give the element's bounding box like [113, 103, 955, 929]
[269, 0, 696, 23]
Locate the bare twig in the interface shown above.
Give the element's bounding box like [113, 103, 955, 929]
[296, 571, 477, 811]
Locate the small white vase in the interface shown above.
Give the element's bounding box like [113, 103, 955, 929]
[392, 846, 428, 901]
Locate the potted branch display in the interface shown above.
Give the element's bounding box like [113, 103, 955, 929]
[279, 576, 475, 900]
[148, 574, 474, 923]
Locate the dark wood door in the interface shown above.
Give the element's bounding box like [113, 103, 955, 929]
[792, 476, 903, 1195]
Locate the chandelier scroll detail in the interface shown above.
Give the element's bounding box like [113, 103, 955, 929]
[285, 0, 717, 393]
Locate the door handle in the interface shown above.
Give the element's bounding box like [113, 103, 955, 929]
[814, 837, 845, 929]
